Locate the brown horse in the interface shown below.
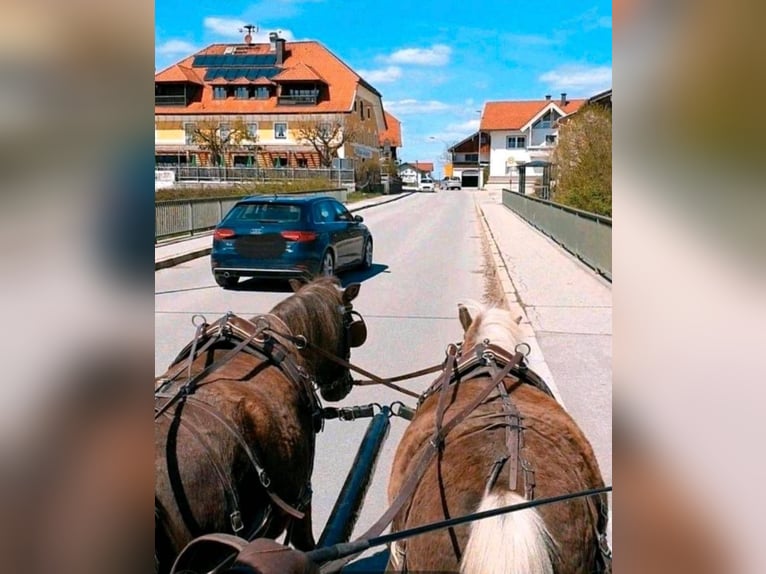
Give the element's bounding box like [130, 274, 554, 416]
[387, 301, 610, 574]
[154, 277, 366, 574]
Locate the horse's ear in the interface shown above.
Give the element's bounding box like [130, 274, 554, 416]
[289, 279, 305, 293]
[458, 304, 473, 332]
[342, 283, 361, 304]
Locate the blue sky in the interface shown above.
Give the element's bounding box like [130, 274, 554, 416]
[156, 0, 611, 177]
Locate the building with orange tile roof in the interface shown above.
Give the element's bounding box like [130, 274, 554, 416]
[155, 32, 386, 171]
[397, 161, 433, 187]
[479, 94, 586, 189]
[445, 93, 587, 189]
[378, 111, 402, 161]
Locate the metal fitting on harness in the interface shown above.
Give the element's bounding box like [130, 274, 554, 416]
[230, 510, 244, 533]
[322, 404, 378, 421]
[391, 401, 416, 421]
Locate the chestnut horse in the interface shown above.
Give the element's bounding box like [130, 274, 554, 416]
[387, 301, 610, 574]
[154, 277, 366, 574]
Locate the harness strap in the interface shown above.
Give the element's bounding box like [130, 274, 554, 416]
[154, 326, 268, 420]
[267, 327, 423, 400]
[166, 404, 245, 535]
[319, 351, 524, 573]
[183, 396, 306, 520]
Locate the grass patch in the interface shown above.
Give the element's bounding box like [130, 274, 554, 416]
[156, 179, 339, 202]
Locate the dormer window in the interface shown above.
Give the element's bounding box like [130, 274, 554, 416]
[213, 86, 227, 99]
[235, 86, 249, 99]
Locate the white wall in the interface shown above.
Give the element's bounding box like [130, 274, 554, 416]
[488, 130, 533, 178]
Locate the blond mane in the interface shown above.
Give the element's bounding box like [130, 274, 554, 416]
[459, 300, 525, 353]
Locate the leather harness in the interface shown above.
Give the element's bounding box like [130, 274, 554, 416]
[155, 313, 325, 538]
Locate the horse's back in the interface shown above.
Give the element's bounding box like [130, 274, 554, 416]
[389, 378, 606, 573]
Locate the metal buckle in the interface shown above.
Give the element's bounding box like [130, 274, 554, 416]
[230, 511, 244, 533]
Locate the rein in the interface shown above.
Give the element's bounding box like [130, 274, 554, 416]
[308, 485, 613, 567]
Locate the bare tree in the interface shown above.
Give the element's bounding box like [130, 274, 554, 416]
[190, 118, 250, 166]
[550, 104, 612, 217]
[294, 119, 357, 168]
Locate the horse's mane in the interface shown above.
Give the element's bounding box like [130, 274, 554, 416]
[266, 276, 344, 359]
[460, 299, 525, 353]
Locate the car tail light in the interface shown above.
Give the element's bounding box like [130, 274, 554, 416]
[281, 231, 317, 242]
[214, 228, 236, 240]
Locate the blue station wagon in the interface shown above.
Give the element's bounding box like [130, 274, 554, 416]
[211, 195, 373, 288]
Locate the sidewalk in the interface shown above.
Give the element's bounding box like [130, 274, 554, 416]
[155, 191, 415, 270]
[474, 188, 612, 489]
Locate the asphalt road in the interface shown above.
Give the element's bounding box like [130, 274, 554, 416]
[155, 190, 490, 543]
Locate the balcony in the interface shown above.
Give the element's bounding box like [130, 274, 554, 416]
[277, 92, 319, 106]
[155, 95, 187, 106]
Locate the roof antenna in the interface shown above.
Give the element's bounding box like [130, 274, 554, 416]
[239, 24, 258, 45]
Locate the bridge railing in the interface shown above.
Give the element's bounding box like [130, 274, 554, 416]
[501, 188, 611, 280]
[156, 188, 348, 242]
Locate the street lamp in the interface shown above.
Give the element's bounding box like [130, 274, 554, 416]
[428, 136, 452, 183]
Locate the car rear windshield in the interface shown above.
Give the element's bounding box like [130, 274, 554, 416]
[224, 202, 303, 224]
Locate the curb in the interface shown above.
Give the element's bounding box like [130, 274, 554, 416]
[348, 191, 416, 212]
[155, 193, 417, 270]
[473, 196, 564, 406]
[155, 248, 212, 271]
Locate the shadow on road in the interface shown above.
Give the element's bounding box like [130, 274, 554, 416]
[340, 263, 390, 286]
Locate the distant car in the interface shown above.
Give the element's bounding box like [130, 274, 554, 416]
[419, 177, 435, 192]
[445, 177, 462, 190]
[210, 195, 373, 289]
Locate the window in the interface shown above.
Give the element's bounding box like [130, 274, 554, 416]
[545, 134, 557, 145]
[465, 153, 478, 162]
[296, 158, 308, 168]
[367, 108, 371, 119]
[235, 86, 249, 99]
[331, 200, 353, 222]
[254, 86, 270, 99]
[213, 86, 227, 99]
[354, 101, 357, 111]
[247, 123, 258, 140]
[313, 201, 333, 223]
[318, 122, 331, 138]
[272, 156, 287, 167]
[219, 123, 230, 141]
[359, 101, 364, 120]
[506, 136, 526, 149]
[184, 123, 196, 145]
[274, 123, 287, 139]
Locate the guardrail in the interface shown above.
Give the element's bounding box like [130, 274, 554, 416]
[157, 166, 355, 184]
[156, 188, 348, 242]
[501, 188, 611, 280]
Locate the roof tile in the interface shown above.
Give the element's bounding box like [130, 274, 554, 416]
[481, 99, 587, 130]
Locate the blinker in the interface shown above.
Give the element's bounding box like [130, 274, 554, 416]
[346, 311, 367, 347]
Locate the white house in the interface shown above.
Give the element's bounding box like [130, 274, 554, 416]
[398, 161, 433, 187]
[480, 94, 586, 191]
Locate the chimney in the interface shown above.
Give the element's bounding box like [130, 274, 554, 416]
[560, 92, 567, 105]
[269, 32, 286, 65]
[545, 94, 551, 101]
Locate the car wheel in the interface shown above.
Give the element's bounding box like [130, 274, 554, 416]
[320, 251, 335, 277]
[214, 274, 238, 289]
[360, 239, 373, 270]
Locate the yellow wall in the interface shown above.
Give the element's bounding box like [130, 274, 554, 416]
[156, 129, 184, 142]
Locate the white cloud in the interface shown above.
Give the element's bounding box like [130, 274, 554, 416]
[204, 18, 297, 42]
[539, 65, 612, 93]
[358, 66, 402, 84]
[156, 39, 199, 56]
[204, 17, 248, 37]
[383, 44, 451, 66]
[384, 99, 452, 115]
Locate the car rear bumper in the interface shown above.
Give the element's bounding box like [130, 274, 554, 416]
[212, 266, 315, 280]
